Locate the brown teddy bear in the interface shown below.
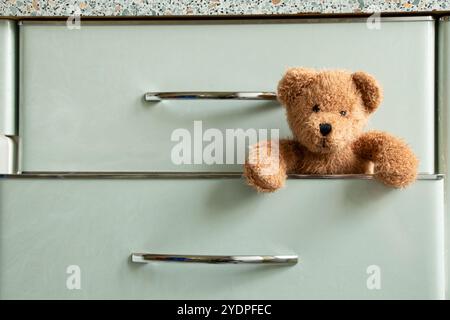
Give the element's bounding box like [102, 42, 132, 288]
[244, 68, 418, 192]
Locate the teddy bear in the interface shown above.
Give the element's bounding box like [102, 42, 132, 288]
[244, 68, 418, 192]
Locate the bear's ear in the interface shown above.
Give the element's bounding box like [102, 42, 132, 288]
[351, 71, 383, 113]
[277, 67, 317, 106]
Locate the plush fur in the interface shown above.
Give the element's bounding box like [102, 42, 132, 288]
[244, 68, 418, 192]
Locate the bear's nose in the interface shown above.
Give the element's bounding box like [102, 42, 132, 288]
[319, 123, 332, 136]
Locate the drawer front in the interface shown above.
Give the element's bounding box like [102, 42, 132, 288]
[0, 20, 16, 136]
[19, 19, 434, 173]
[0, 177, 444, 299]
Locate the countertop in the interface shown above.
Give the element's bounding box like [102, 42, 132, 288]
[1, 0, 450, 17]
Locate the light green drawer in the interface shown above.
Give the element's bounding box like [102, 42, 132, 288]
[0, 175, 444, 299]
[19, 18, 435, 173]
[0, 20, 16, 136]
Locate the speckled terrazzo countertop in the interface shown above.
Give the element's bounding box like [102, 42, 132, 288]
[1, 0, 450, 17]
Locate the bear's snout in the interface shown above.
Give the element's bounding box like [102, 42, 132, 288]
[319, 123, 332, 136]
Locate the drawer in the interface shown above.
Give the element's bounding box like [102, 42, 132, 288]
[0, 175, 444, 299]
[19, 18, 435, 173]
[0, 20, 16, 136]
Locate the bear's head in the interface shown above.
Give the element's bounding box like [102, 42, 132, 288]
[277, 68, 382, 154]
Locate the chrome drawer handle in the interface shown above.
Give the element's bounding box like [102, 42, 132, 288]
[131, 253, 297, 265]
[144, 91, 277, 102]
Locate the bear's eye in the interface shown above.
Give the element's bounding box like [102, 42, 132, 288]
[312, 105, 320, 113]
[340, 111, 347, 116]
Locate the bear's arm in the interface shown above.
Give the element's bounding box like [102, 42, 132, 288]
[352, 131, 418, 188]
[244, 139, 303, 192]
